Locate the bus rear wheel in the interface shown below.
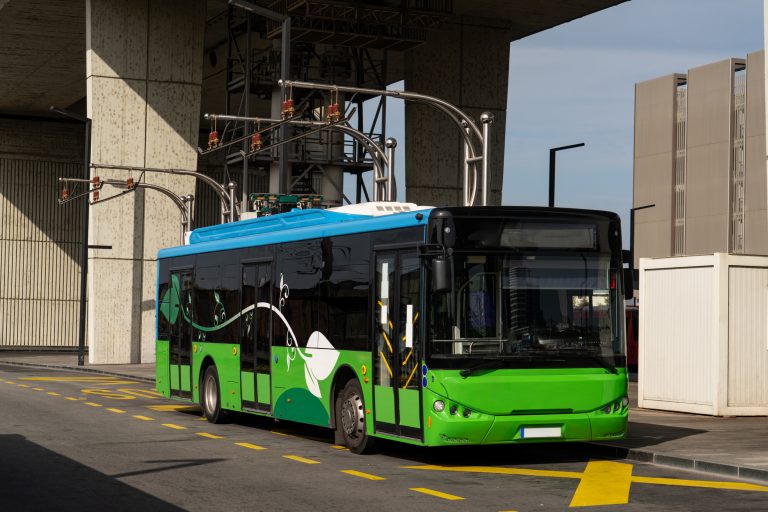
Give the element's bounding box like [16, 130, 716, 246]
[336, 379, 376, 454]
[201, 365, 228, 424]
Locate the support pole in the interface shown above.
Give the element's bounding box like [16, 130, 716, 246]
[79, 119, 91, 366]
[480, 112, 494, 206]
[385, 138, 397, 201]
[279, 17, 291, 195]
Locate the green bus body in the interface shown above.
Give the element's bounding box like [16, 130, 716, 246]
[156, 206, 629, 449]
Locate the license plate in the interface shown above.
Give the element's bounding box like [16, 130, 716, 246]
[521, 427, 562, 439]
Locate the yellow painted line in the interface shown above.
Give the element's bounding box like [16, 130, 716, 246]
[197, 417, 208, 421]
[64, 397, 80, 401]
[17, 384, 29, 388]
[341, 470, 385, 481]
[405, 461, 768, 507]
[106, 408, 126, 414]
[570, 461, 632, 507]
[32, 387, 44, 391]
[330, 445, 349, 451]
[271, 430, 293, 437]
[147, 404, 199, 412]
[403, 464, 581, 480]
[21, 376, 137, 383]
[283, 455, 320, 465]
[84, 402, 102, 407]
[196, 432, 223, 439]
[47, 392, 61, 396]
[133, 415, 154, 421]
[410, 488, 464, 501]
[5, 381, 15, 384]
[632, 475, 768, 492]
[235, 442, 266, 451]
[162, 423, 187, 430]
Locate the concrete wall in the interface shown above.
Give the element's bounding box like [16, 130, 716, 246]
[86, 0, 204, 363]
[0, 119, 84, 348]
[684, 59, 734, 255]
[632, 75, 677, 267]
[745, 50, 768, 255]
[404, 18, 510, 207]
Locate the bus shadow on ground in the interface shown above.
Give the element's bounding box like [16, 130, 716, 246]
[0, 434, 216, 511]
[222, 412, 706, 468]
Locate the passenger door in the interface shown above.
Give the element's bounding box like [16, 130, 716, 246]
[169, 270, 193, 399]
[241, 261, 273, 412]
[373, 249, 423, 439]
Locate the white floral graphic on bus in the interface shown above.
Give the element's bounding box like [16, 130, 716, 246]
[271, 273, 340, 399]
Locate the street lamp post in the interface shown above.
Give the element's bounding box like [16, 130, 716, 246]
[630, 203, 656, 269]
[548, 143, 585, 207]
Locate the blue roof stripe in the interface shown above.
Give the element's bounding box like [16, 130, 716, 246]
[158, 207, 433, 259]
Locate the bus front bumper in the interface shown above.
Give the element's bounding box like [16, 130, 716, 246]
[424, 406, 628, 446]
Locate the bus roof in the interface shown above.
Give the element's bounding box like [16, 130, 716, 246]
[158, 204, 433, 259]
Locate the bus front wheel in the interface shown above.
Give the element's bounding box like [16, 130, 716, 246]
[337, 379, 376, 454]
[201, 365, 228, 424]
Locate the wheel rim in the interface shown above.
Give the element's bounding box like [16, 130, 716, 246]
[204, 374, 217, 415]
[340, 392, 364, 438]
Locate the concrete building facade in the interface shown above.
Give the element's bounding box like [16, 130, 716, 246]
[1, 0, 626, 362]
[633, 51, 768, 267]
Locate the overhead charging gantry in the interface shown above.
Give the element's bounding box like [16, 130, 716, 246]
[58, 80, 495, 242]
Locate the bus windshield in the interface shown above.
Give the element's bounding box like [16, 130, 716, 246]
[427, 252, 625, 371]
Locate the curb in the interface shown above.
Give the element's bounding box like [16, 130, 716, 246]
[0, 360, 154, 384]
[587, 442, 768, 486]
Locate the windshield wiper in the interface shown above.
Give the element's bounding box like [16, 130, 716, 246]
[459, 358, 509, 377]
[554, 350, 618, 374]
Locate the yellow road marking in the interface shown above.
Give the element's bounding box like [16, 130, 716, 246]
[341, 470, 385, 481]
[570, 461, 633, 507]
[32, 387, 44, 391]
[236, 442, 266, 451]
[133, 415, 154, 421]
[21, 377, 137, 385]
[162, 423, 186, 430]
[283, 455, 320, 465]
[632, 475, 768, 492]
[106, 408, 126, 414]
[47, 392, 61, 396]
[404, 464, 581, 480]
[197, 432, 223, 439]
[330, 445, 349, 451]
[147, 404, 199, 412]
[84, 402, 102, 407]
[410, 488, 464, 501]
[197, 417, 208, 421]
[271, 430, 293, 437]
[64, 397, 80, 401]
[5, 381, 15, 384]
[17, 384, 29, 388]
[404, 461, 768, 507]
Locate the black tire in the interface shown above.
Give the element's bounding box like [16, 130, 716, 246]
[200, 365, 228, 423]
[336, 379, 376, 454]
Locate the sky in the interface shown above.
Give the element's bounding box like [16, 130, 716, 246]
[504, 0, 764, 244]
[348, 0, 764, 246]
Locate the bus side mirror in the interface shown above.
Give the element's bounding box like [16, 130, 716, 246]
[623, 267, 634, 300]
[432, 257, 451, 293]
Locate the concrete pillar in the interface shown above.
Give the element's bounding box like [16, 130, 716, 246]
[404, 18, 510, 207]
[86, 0, 204, 363]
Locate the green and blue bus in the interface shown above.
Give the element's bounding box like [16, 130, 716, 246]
[156, 203, 629, 453]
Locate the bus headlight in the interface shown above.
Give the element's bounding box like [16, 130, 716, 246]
[433, 400, 445, 412]
[621, 396, 629, 407]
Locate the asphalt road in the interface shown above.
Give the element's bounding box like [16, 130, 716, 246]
[1, 364, 767, 511]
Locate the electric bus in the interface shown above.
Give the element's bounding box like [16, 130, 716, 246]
[156, 202, 630, 453]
